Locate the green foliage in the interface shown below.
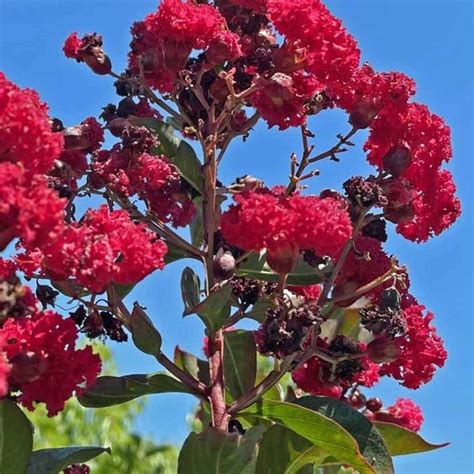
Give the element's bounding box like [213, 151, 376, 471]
[28, 346, 178, 474]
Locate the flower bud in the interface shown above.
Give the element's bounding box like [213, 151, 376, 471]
[383, 145, 412, 177]
[10, 351, 48, 384]
[266, 244, 299, 275]
[365, 397, 383, 412]
[83, 52, 112, 75]
[367, 339, 401, 363]
[349, 390, 366, 409]
[213, 250, 236, 280]
[384, 204, 415, 224]
[349, 100, 378, 129]
[319, 189, 343, 200]
[107, 117, 130, 137]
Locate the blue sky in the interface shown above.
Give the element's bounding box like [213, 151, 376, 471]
[1, 1, 473, 472]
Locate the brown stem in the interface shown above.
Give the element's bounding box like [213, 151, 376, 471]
[156, 351, 208, 397]
[318, 208, 369, 306]
[331, 260, 404, 304]
[208, 329, 229, 430]
[228, 357, 294, 414]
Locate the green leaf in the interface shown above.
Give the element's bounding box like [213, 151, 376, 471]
[131, 117, 203, 193]
[374, 422, 449, 456]
[78, 373, 192, 408]
[112, 282, 136, 299]
[238, 252, 330, 285]
[295, 397, 393, 473]
[186, 284, 232, 334]
[178, 427, 261, 474]
[180, 267, 201, 314]
[0, 400, 33, 474]
[256, 424, 326, 474]
[241, 400, 375, 474]
[26, 447, 110, 474]
[245, 298, 273, 323]
[130, 303, 162, 356]
[50, 279, 90, 298]
[165, 241, 194, 264]
[174, 346, 210, 386]
[224, 330, 256, 400]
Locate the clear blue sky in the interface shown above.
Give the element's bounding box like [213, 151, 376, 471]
[1, 1, 473, 472]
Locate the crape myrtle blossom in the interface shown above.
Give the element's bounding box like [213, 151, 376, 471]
[0, 0, 462, 468]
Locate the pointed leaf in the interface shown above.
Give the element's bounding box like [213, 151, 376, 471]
[241, 400, 375, 474]
[295, 396, 393, 473]
[165, 241, 195, 264]
[374, 422, 449, 456]
[224, 330, 256, 400]
[78, 373, 192, 408]
[180, 267, 201, 314]
[178, 427, 261, 474]
[0, 400, 33, 474]
[245, 298, 273, 323]
[186, 285, 232, 334]
[51, 279, 90, 298]
[26, 447, 110, 474]
[174, 346, 210, 386]
[256, 424, 326, 474]
[131, 117, 203, 192]
[130, 303, 162, 355]
[238, 252, 331, 285]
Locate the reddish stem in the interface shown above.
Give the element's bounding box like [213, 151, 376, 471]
[208, 329, 229, 431]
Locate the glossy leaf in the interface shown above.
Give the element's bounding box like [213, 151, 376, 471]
[165, 241, 195, 264]
[174, 346, 210, 386]
[0, 400, 33, 474]
[245, 298, 273, 323]
[131, 117, 203, 192]
[180, 267, 201, 314]
[295, 397, 393, 473]
[26, 446, 110, 474]
[112, 282, 136, 299]
[256, 424, 326, 474]
[238, 252, 331, 285]
[224, 330, 256, 400]
[186, 284, 232, 334]
[374, 422, 449, 456]
[241, 400, 374, 474]
[130, 303, 162, 356]
[78, 373, 192, 408]
[178, 427, 262, 474]
[51, 279, 90, 298]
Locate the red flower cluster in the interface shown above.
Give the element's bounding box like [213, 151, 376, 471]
[292, 353, 379, 399]
[0, 164, 65, 250]
[0, 336, 10, 397]
[0, 73, 65, 251]
[221, 190, 352, 272]
[365, 101, 460, 242]
[1, 311, 101, 416]
[92, 136, 195, 227]
[251, 71, 321, 129]
[267, 0, 360, 88]
[0, 72, 63, 174]
[128, 0, 240, 92]
[335, 236, 407, 305]
[372, 398, 424, 432]
[381, 304, 447, 389]
[40, 206, 167, 293]
[63, 33, 111, 75]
